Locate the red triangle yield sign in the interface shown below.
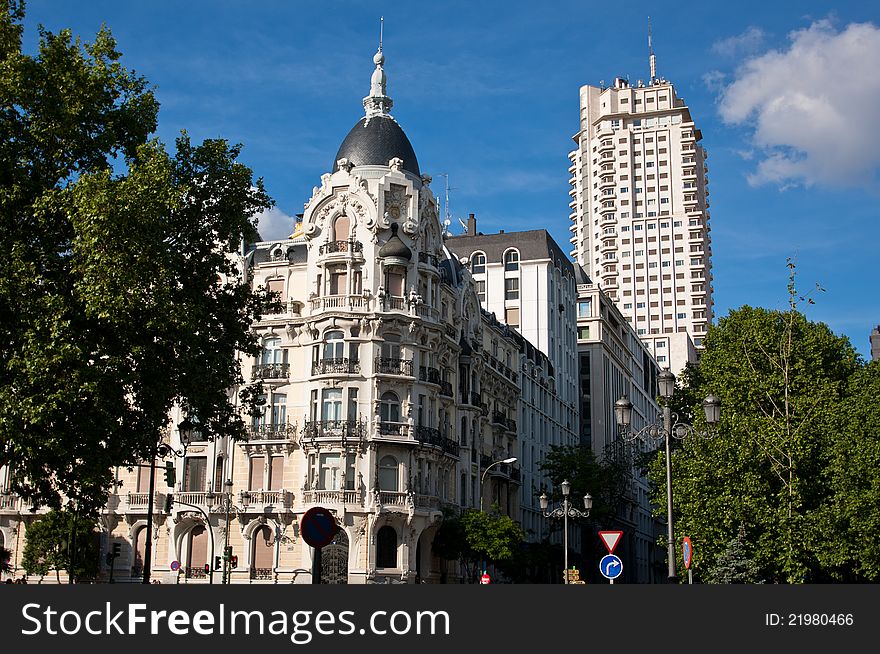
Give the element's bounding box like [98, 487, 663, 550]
[599, 530, 623, 554]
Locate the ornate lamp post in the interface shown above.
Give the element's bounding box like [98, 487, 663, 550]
[540, 480, 592, 584]
[615, 368, 721, 583]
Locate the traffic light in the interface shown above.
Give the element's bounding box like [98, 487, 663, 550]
[231, 555, 238, 569]
[204, 563, 210, 575]
[215, 556, 222, 571]
[163, 461, 176, 487]
[163, 493, 173, 513]
[112, 542, 121, 558]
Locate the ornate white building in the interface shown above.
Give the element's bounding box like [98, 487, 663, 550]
[1, 45, 524, 584]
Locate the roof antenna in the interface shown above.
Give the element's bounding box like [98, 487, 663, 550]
[379, 15, 384, 52]
[648, 16, 657, 84]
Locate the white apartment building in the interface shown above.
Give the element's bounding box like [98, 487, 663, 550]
[569, 68, 713, 374]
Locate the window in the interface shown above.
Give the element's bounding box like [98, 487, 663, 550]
[378, 456, 399, 491]
[248, 456, 264, 490]
[268, 456, 284, 491]
[260, 338, 285, 366]
[184, 457, 206, 492]
[328, 267, 347, 295]
[475, 279, 486, 302]
[271, 393, 287, 427]
[266, 278, 284, 299]
[504, 249, 520, 271]
[321, 388, 342, 421]
[677, 313, 687, 319]
[505, 278, 519, 300]
[323, 331, 344, 361]
[577, 300, 592, 318]
[578, 326, 591, 340]
[505, 307, 520, 327]
[380, 392, 401, 424]
[471, 253, 486, 274]
[386, 270, 404, 296]
[376, 526, 398, 568]
[382, 333, 401, 360]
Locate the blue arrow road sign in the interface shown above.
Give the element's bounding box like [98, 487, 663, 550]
[600, 554, 623, 580]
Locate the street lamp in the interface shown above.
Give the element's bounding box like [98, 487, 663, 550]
[540, 480, 592, 584]
[206, 479, 251, 584]
[615, 369, 721, 583]
[479, 457, 517, 512]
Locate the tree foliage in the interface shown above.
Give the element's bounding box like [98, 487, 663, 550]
[21, 509, 99, 582]
[0, 2, 275, 514]
[0, 544, 11, 575]
[433, 506, 524, 582]
[705, 524, 764, 584]
[538, 442, 633, 527]
[648, 264, 870, 582]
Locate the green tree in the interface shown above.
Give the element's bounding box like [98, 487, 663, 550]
[21, 509, 99, 582]
[705, 524, 764, 584]
[433, 506, 524, 582]
[0, 2, 275, 515]
[649, 264, 862, 582]
[812, 361, 880, 580]
[538, 442, 632, 526]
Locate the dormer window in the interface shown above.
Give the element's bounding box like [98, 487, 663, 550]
[504, 249, 520, 272]
[471, 252, 486, 274]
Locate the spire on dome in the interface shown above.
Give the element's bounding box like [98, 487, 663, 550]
[364, 16, 394, 118]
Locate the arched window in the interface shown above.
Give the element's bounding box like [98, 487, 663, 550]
[252, 525, 274, 577]
[504, 249, 520, 271]
[133, 527, 147, 576]
[261, 337, 285, 365]
[378, 455, 399, 491]
[471, 252, 486, 274]
[379, 392, 400, 424]
[376, 526, 398, 568]
[323, 331, 345, 361]
[333, 215, 350, 242]
[187, 526, 208, 577]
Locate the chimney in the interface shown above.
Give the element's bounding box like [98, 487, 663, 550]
[467, 213, 477, 236]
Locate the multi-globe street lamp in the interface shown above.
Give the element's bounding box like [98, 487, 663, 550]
[614, 368, 721, 583]
[539, 480, 592, 584]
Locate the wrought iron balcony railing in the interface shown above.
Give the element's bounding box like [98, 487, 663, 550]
[312, 358, 360, 375]
[319, 240, 363, 255]
[302, 419, 366, 441]
[251, 363, 289, 381]
[379, 421, 409, 437]
[247, 422, 297, 441]
[415, 425, 460, 457]
[375, 357, 413, 376]
[419, 366, 441, 385]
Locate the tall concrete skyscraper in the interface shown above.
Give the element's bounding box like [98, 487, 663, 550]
[568, 50, 713, 374]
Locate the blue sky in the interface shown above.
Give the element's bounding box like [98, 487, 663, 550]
[23, 1, 880, 359]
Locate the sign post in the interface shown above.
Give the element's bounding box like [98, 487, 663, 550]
[682, 536, 693, 584]
[300, 506, 339, 585]
[481, 571, 491, 585]
[599, 554, 623, 584]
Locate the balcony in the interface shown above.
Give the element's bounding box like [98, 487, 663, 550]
[461, 391, 481, 407]
[375, 357, 413, 376]
[382, 296, 407, 312]
[416, 304, 440, 322]
[301, 419, 366, 442]
[419, 366, 441, 385]
[310, 294, 368, 312]
[444, 323, 457, 340]
[418, 251, 440, 269]
[312, 358, 360, 376]
[415, 426, 460, 457]
[251, 363, 289, 381]
[439, 380, 454, 398]
[0, 492, 19, 512]
[318, 239, 363, 256]
[491, 411, 508, 427]
[301, 489, 363, 506]
[379, 421, 409, 437]
[247, 422, 297, 442]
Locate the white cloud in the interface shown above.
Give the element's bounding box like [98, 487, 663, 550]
[712, 27, 767, 58]
[717, 20, 880, 189]
[702, 70, 727, 92]
[255, 206, 297, 242]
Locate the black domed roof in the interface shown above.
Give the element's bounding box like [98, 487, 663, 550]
[334, 115, 420, 177]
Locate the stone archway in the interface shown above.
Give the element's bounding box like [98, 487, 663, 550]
[320, 529, 349, 584]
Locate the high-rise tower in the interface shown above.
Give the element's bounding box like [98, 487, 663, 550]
[568, 49, 713, 373]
